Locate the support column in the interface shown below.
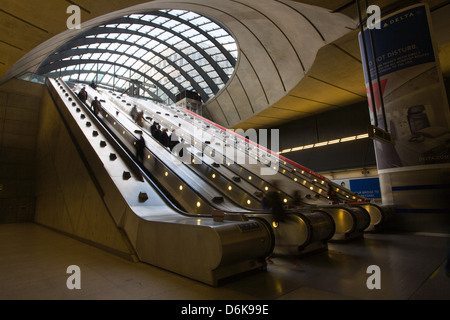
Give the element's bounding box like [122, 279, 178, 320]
[358, 4, 450, 231]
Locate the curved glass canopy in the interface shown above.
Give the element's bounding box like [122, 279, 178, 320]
[37, 9, 238, 104]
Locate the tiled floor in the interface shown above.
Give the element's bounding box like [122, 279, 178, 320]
[1, 223, 449, 301]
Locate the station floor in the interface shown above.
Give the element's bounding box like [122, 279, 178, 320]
[1, 222, 449, 301]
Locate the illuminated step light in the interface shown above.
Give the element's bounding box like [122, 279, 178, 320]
[165, 172, 169, 177]
[228, 186, 232, 191]
[283, 198, 288, 203]
[264, 186, 269, 191]
[179, 185, 183, 191]
[247, 200, 251, 205]
[196, 202, 201, 208]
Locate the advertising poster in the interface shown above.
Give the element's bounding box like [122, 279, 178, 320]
[359, 4, 450, 170]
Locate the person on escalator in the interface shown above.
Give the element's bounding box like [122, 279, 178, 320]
[263, 181, 286, 223]
[130, 105, 139, 121]
[77, 87, 88, 105]
[90, 81, 97, 90]
[136, 111, 144, 127]
[289, 190, 305, 209]
[150, 122, 158, 137]
[169, 128, 180, 151]
[160, 128, 170, 148]
[154, 124, 162, 142]
[135, 133, 146, 164]
[91, 97, 101, 116]
[327, 184, 339, 204]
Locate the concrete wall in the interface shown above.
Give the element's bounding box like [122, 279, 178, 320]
[34, 88, 136, 259]
[0, 79, 43, 223]
[271, 102, 377, 172]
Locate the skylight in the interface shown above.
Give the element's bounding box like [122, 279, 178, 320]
[37, 9, 238, 104]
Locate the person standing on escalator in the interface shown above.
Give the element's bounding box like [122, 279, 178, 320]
[91, 97, 101, 117]
[77, 87, 88, 105]
[263, 181, 286, 223]
[135, 133, 146, 164]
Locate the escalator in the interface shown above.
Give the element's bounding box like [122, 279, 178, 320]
[46, 77, 275, 286]
[74, 82, 336, 255]
[98, 88, 379, 241]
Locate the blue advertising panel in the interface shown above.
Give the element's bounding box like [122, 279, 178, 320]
[349, 178, 381, 200]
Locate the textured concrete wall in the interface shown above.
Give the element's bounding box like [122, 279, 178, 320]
[34, 88, 136, 259]
[0, 79, 43, 223]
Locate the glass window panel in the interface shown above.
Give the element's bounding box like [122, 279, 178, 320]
[136, 37, 150, 46]
[116, 44, 130, 53]
[133, 60, 144, 70]
[134, 48, 147, 58]
[88, 43, 100, 49]
[140, 15, 156, 22]
[163, 20, 180, 29]
[139, 25, 153, 34]
[124, 58, 137, 67]
[117, 33, 130, 41]
[105, 33, 119, 39]
[116, 79, 126, 87]
[91, 53, 102, 60]
[117, 24, 131, 29]
[116, 55, 128, 65]
[129, 14, 144, 20]
[172, 24, 191, 33]
[100, 64, 111, 72]
[125, 45, 139, 56]
[200, 22, 220, 32]
[127, 24, 143, 32]
[102, 74, 112, 83]
[98, 43, 110, 50]
[179, 11, 200, 21]
[86, 73, 96, 82]
[127, 35, 141, 43]
[208, 29, 228, 38]
[152, 17, 170, 25]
